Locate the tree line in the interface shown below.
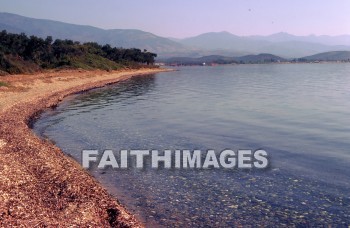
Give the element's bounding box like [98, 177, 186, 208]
[0, 30, 157, 74]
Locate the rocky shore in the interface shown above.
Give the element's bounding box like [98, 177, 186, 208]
[0, 68, 170, 226]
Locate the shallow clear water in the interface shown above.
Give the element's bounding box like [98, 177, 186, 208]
[34, 64, 350, 226]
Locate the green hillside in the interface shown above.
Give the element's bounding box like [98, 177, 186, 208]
[0, 31, 157, 75]
[303, 51, 350, 61]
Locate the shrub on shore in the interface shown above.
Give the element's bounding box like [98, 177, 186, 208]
[0, 81, 9, 87]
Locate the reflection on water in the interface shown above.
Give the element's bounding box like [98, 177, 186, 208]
[34, 64, 350, 226]
[60, 74, 156, 112]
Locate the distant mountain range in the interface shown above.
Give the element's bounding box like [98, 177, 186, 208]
[177, 31, 350, 58]
[0, 12, 190, 57]
[1, 12, 350, 59]
[248, 32, 350, 46]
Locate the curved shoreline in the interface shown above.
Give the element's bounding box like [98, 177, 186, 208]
[0, 68, 171, 226]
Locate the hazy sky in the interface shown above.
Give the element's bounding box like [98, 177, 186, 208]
[1, 0, 350, 38]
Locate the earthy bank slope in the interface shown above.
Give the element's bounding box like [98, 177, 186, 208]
[0, 68, 170, 226]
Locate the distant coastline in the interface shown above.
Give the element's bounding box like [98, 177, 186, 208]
[158, 51, 350, 67]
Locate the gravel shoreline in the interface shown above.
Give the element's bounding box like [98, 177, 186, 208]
[0, 68, 171, 226]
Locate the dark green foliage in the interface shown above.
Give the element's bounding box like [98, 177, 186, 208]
[0, 30, 157, 74]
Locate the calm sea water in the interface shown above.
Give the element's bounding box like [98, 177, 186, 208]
[34, 64, 350, 226]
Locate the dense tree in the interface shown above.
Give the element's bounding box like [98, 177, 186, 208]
[0, 30, 157, 74]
